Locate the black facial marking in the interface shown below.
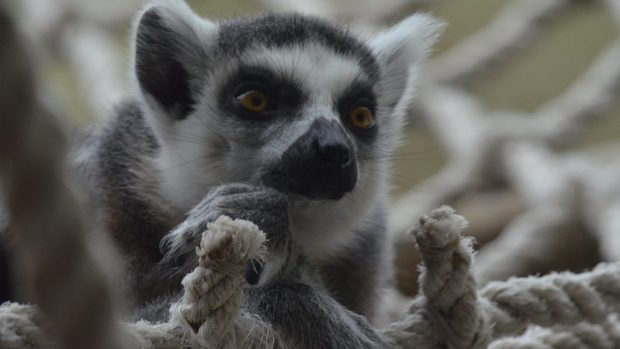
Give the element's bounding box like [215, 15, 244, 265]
[218, 65, 305, 120]
[217, 14, 379, 82]
[262, 118, 358, 200]
[337, 81, 378, 140]
[135, 8, 195, 120]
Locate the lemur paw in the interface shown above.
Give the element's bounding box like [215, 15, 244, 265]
[159, 184, 289, 279]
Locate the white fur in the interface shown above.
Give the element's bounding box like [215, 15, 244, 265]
[128, 0, 221, 211]
[369, 14, 445, 123]
[290, 165, 389, 258]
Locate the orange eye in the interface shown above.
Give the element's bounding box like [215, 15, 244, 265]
[350, 107, 375, 129]
[237, 90, 269, 112]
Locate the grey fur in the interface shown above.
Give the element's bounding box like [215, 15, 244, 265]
[240, 187, 389, 348]
[244, 283, 386, 348]
[62, 1, 441, 347]
[317, 204, 389, 318]
[78, 102, 181, 305]
[128, 184, 389, 348]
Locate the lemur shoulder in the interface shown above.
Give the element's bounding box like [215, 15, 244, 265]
[65, 0, 441, 347]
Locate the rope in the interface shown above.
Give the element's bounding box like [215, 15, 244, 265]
[382, 206, 492, 349]
[481, 262, 620, 337]
[170, 215, 281, 349]
[0, 216, 281, 349]
[488, 315, 620, 349]
[2, 206, 620, 348]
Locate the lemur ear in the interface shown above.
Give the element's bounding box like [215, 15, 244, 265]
[368, 14, 444, 115]
[132, 1, 217, 120]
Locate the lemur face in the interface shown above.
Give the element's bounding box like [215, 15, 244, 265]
[133, 0, 442, 254]
[213, 18, 382, 202]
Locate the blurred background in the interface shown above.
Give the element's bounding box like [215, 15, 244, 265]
[7, 0, 620, 308]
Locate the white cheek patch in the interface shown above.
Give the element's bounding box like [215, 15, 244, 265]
[155, 116, 229, 210]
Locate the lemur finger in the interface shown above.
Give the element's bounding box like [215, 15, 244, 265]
[160, 185, 288, 271]
[186, 183, 258, 217]
[209, 187, 287, 212]
[159, 233, 196, 265]
[159, 211, 212, 256]
[205, 183, 264, 199]
[212, 198, 289, 240]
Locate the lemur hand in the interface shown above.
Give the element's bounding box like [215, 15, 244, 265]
[159, 184, 289, 280]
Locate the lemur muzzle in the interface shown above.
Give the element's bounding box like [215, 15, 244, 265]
[264, 118, 358, 200]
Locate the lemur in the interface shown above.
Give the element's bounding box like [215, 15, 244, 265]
[2, 0, 442, 347]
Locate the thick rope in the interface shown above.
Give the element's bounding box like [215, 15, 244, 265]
[382, 206, 620, 349]
[2, 206, 620, 348]
[382, 206, 492, 349]
[413, 206, 491, 348]
[0, 216, 281, 349]
[170, 215, 281, 349]
[480, 261, 620, 337]
[488, 315, 620, 349]
[0, 303, 55, 349]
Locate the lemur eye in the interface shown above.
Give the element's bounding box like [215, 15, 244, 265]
[237, 90, 269, 112]
[350, 107, 375, 129]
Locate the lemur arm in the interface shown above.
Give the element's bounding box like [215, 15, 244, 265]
[159, 184, 389, 349]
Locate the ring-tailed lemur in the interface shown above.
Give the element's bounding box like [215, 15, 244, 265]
[80, 0, 442, 346]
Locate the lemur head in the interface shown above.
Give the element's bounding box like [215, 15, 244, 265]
[132, 0, 442, 255]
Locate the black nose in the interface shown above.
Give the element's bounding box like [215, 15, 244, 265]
[314, 139, 352, 168]
[261, 118, 358, 200]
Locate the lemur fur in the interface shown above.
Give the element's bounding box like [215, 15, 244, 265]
[3, 0, 443, 346]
